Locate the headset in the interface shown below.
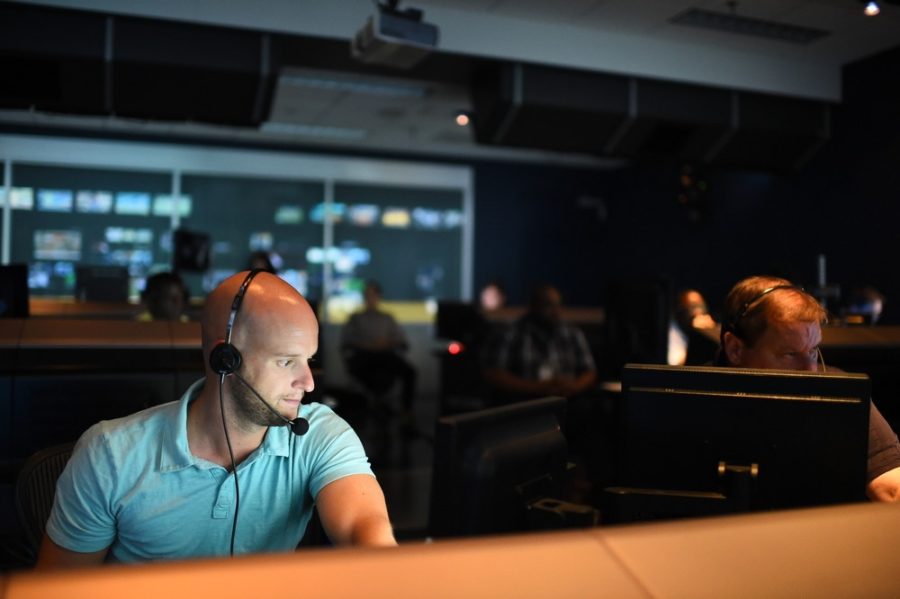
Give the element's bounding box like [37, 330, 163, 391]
[209, 269, 310, 435]
[209, 269, 310, 556]
[721, 284, 826, 371]
[722, 284, 802, 340]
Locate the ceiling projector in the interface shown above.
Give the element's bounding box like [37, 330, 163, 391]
[351, 1, 439, 69]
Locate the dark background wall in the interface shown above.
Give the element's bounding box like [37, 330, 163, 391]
[472, 46, 900, 323]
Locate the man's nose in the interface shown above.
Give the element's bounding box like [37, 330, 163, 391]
[799, 354, 818, 372]
[294, 362, 315, 393]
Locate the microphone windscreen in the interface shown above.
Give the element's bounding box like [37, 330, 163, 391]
[290, 417, 310, 436]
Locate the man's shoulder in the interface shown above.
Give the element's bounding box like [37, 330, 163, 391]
[298, 402, 353, 437]
[79, 401, 180, 454]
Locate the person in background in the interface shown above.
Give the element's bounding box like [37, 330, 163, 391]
[718, 275, 900, 502]
[38, 271, 395, 568]
[482, 284, 597, 402]
[668, 288, 718, 366]
[479, 280, 507, 313]
[137, 271, 189, 322]
[341, 280, 418, 430]
[481, 284, 602, 497]
[842, 286, 886, 325]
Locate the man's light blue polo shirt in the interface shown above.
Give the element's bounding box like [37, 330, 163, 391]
[46, 379, 375, 563]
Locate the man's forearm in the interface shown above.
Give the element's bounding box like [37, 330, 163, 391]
[347, 515, 397, 547]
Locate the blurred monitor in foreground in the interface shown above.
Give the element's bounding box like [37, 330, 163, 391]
[608, 364, 870, 523]
[429, 396, 576, 538]
[0, 263, 29, 317]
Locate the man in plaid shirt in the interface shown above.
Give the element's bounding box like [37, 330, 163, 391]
[482, 284, 597, 403]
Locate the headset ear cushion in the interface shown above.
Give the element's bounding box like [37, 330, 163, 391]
[210, 342, 242, 375]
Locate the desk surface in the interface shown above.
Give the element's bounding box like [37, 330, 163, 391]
[4, 502, 899, 599]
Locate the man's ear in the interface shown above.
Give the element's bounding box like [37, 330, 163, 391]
[722, 331, 744, 366]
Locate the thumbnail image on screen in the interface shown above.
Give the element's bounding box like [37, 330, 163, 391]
[8, 187, 34, 209]
[274, 205, 304, 225]
[411, 207, 442, 230]
[310, 202, 346, 224]
[381, 207, 411, 228]
[348, 204, 380, 227]
[115, 192, 151, 216]
[34, 230, 82, 261]
[76, 191, 114, 213]
[153, 195, 193, 218]
[442, 209, 464, 229]
[37, 189, 74, 212]
[105, 227, 153, 244]
[306, 244, 371, 274]
[249, 232, 274, 251]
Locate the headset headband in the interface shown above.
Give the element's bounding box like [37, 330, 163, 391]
[727, 284, 806, 339]
[224, 269, 263, 345]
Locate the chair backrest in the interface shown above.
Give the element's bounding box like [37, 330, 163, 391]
[14, 442, 76, 559]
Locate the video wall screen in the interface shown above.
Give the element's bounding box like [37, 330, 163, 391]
[4, 163, 467, 309]
[330, 182, 464, 311]
[9, 164, 174, 298]
[179, 174, 325, 299]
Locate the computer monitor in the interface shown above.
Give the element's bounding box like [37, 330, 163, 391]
[429, 396, 569, 538]
[435, 301, 486, 345]
[603, 278, 671, 379]
[75, 266, 130, 302]
[173, 229, 211, 272]
[0, 264, 29, 318]
[608, 364, 871, 523]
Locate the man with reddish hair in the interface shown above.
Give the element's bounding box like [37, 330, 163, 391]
[718, 275, 900, 502]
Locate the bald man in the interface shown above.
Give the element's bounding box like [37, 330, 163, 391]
[718, 275, 900, 503]
[38, 271, 395, 569]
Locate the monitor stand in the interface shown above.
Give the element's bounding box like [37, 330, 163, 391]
[603, 460, 760, 524]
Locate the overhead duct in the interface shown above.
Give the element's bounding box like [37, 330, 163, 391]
[708, 92, 832, 172]
[0, 3, 107, 115]
[0, 3, 271, 127]
[112, 17, 267, 126]
[471, 63, 630, 155]
[472, 62, 832, 171]
[604, 79, 732, 163]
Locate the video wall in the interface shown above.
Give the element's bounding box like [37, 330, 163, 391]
[332, 183, 463, 306]
[2, 160, 467, 309]
[7, 164, 173, 298]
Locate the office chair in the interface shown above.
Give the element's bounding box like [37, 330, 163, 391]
[14, 442, 76, 562]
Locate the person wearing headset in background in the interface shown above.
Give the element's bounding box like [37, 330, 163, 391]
[136, 271, 190, 322]
[718, 275, 900, 502]
[38, 270, 396, 569]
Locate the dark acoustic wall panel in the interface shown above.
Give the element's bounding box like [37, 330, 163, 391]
[0, 3, 106, 114]
[113, 17, 266, 125]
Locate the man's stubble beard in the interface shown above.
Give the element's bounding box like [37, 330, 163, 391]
[226, 374, 286, 429]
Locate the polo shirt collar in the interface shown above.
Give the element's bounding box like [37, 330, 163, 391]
[158, 378, 292, 472]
